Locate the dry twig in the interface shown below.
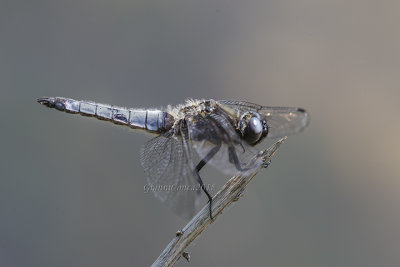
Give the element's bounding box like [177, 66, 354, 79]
[152, 137, 286, 267]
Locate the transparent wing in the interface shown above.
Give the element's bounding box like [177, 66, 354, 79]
[217, 100, 310, 138]
[186, 113, 260, 176]
[140, 131, 202, 218]
[217, 100, 263, 112]
[259, 106, 310, 138]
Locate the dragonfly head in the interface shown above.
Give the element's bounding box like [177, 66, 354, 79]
[239, 111, 268, 145]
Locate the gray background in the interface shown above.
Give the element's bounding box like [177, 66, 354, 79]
[1, 0, 400, 266]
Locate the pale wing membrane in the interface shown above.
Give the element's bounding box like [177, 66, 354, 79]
[186, 113, 259, 176]
[217, 100, 309, 138]
[259, 107, 309, 138]
[217, 100, 262, 112]
[140, 132, 201, 218]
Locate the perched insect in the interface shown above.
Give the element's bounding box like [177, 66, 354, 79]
[38, 97, 309, 218]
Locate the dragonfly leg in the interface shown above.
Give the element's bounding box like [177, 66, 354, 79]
[194, 142, 221, 220]
[228, 146, 250, 172]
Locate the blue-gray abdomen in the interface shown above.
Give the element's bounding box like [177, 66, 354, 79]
[37, 97, 175, 133]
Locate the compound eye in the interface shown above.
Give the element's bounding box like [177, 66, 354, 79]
[244, 116, 263, 144]
[249, 117, 263, 135]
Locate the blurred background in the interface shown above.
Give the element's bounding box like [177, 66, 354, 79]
[1, 0, 400, 266]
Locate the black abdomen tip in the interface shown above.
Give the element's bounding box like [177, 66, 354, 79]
[37, 97, 55, 107]
[37, 97, 65, 110]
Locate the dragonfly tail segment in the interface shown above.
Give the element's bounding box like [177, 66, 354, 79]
[37, 97, 175, 133]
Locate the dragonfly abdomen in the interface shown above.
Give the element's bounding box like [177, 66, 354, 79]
[37, 97, 174, 133]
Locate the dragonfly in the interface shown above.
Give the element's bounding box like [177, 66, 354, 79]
[37, 97, 309, 219]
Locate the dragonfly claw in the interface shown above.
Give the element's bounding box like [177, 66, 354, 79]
[263, 159, 271, 168]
